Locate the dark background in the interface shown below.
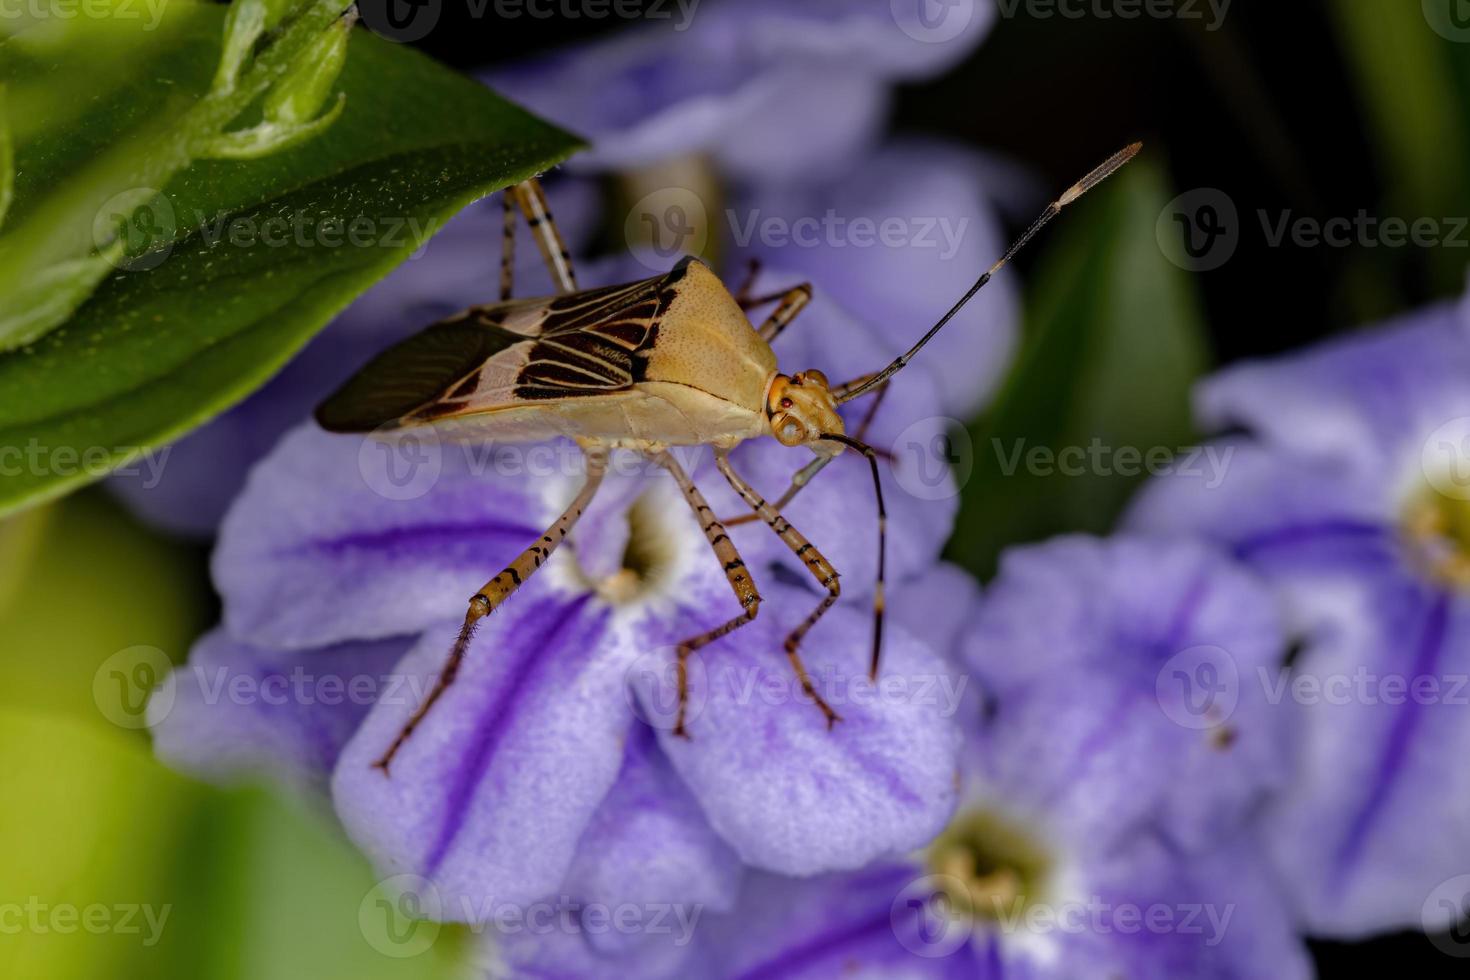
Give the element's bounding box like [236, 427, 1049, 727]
[409, 1, 1463, 974]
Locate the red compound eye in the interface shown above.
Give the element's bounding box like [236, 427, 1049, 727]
[780, 397, 793, 409]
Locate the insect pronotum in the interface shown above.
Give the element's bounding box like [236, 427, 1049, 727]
[316, 145, 1142, 773]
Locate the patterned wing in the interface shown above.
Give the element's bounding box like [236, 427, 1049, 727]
[314, 263, 689, 432]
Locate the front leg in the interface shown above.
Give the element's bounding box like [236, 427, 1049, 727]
[713, 449, 843, 729]
[655, 451, 761, 738]
[372, 444, 609, 773]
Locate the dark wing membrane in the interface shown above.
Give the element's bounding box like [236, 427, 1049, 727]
[315, 260, 693, 431]
[314, 319, 523, 432]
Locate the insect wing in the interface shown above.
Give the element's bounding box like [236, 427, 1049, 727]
[314, 271, 675, 432]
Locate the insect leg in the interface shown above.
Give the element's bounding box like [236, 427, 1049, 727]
[751, 283, 811, 343]
[506, 178, 578, 295]
[371, 445, 610, 774]
[732, 257, 762, 306]
[713, 449, 843, 728]
[499, 190, 517, 301]
[654, 451, 762, 738]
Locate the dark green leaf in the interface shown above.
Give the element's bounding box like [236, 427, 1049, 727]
[948, 159, 1210, 580]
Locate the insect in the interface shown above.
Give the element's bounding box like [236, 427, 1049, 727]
[316, 147, 1142, 773]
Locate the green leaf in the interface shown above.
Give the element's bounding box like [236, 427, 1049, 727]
[0, 3, 582, 518]
[948, 159, 1211, 580]
[1327, 0, 1470, 302]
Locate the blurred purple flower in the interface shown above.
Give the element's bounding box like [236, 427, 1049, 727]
[496, 535, 1311, 979]
[151, 300, 973, 941]
[483, 0, 994, 183]
[1128, 291, 1470, 936]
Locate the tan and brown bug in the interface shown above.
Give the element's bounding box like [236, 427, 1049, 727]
[316, 146, 1142, 773]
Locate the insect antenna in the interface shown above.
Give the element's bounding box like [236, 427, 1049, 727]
[820, 433, 887, 680]
[838, 142, 1142, 404]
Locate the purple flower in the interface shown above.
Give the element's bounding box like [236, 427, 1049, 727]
[494, 535, 1311, 979]
[152, 285, 974, 945]
[484, 0, 994, 183]
[1127, 291, 1470, 936]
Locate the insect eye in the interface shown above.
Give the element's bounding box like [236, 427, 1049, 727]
[780, 397, 793, 409]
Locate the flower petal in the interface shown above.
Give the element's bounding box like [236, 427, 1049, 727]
[1195, 298, 1470, 478]
[485, 1, 992, 182]
[215, 424, 560, 648]
[963, 535, 1291, 849]
[331, 596, 632, 912]
[150, 628, 411, 788]
[1258, 569, 1470, 935]
[637, 583, 963, 874]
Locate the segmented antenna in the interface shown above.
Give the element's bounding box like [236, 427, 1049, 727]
[838, 142, 1142, 404]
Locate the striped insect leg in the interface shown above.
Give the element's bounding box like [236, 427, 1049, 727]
[713, 450, 843, 729]
[499, 189, 517, 301]
[655, 451, 762, 739]
[372, 446, 610, 774]
[751, 283, 811, 343]
[508, 178, 578, 295]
